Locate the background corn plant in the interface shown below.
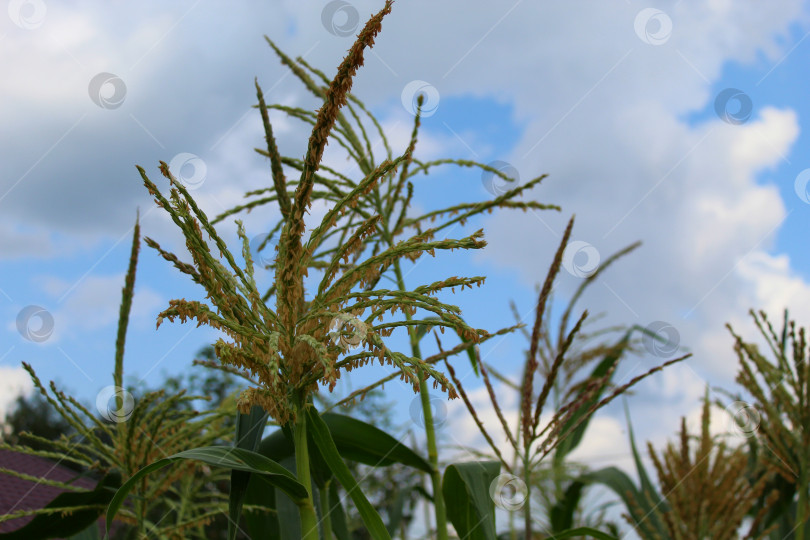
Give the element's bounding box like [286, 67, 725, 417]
[571, 309, 810, 540]
[0, 219, 236, 540]
[440, 217, 687, 539]
[582, 389, 779, 540]
[716, 309, 810, 540]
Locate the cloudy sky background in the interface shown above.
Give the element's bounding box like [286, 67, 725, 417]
[3, 0, 810, 536]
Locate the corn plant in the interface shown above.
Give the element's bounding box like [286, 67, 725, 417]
[441, 216, 687, 539]
[93, 3, 705, 538]
[103, 3, 541, 539]
[205, 17, 571, 540]
[0, 217, 235, 539]
[583, 387, 780, 540]
[715, 309, 810, 539]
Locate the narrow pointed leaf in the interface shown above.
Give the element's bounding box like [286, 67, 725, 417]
[579, 467, 667, 539]
[256, 423, 334, 487]
[255, 414, 430, 473]
[243, 475, 281, 540]
[442, 461, 500, 540]
[622, 400, 662, 510]
[549, 526, 619, 539]
[105, 446, 307, 535]
[554, 329, 632, 462]
[327, 480, 350, 540]
[257, 425, 295, 461]
[549, 479, 586, 533]
[321, 412, 431, 472]
[68, 522, 101, 540]
[229, 405, 270, 540]
[305, 407, 391, 540]
[244, 455, 299, 540]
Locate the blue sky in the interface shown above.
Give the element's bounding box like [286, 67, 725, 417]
[2, 0, 810, 536]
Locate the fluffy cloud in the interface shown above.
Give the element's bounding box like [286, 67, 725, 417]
[0, 366, 34, 423]
[27, 273, 165, 341]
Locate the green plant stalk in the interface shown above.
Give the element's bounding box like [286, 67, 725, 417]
[320, 479, 334, 540]
[798, 421, 807, 537]
[523, 450, 532, 538]
[418, 371, 447, 540]
[369, 182, 450, 540]
[510, 388, 522, 540]
[294, 403, 320, 540]
[392, 258, 448, 540]
[138, 483, 147, 537]
[517, 357, 533, 539]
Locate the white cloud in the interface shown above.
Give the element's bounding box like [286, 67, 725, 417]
[0, 223, 55, 259]
[0, 366, 34, 422]
[30, 274, 165, 340]
[738, 251, 810, 323]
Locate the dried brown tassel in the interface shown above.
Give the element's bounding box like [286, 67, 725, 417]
[521, 215, 575, 449]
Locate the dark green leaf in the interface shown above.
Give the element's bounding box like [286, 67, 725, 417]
[549, 480, 585, 533]
[327, 480, 350, 540]
[243, 473, 280, 540]
[105, 446, 307, 536]
[68, 522, 101, 540]
[305, 407, 391, 540]
[622, 400, 663, 512]
[442, 461, 500, 540]
[244, 455, 300, 540]
[257, 426, 295, 461]
[321, 412, 431, 473]
[257, 421, 335, 488]
[255, 413, 430, 473]
[229, 405, 270, 540]
[579, 467, 666, 539]
[549, 526, 619, 539]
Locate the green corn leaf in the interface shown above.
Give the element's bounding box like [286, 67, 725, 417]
[244, 455, 300, 540]
[255, 421, 335, 488]
[578, 407, 670, 538]
[243, 473, 281, 540]
[549, 479, 586, 533]
[305, 407, 391, 540]
[442, 461, 500, 540]
[553, 329, 633, 463]
[254, 412, 430, 473]
[105, 446, 307, 536]
[257, 425, 295, 461]
[68, 522, 101, 540]
[622, 400, 663, 512]
[548, 526, 619, 539]
[229, 404, 270, 540]
[320, 412, 431, 472]
[579, 467, 666, 539]
[327, 480, 350, 540]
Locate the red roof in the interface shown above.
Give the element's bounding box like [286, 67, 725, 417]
[0, 448, 98, 533]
